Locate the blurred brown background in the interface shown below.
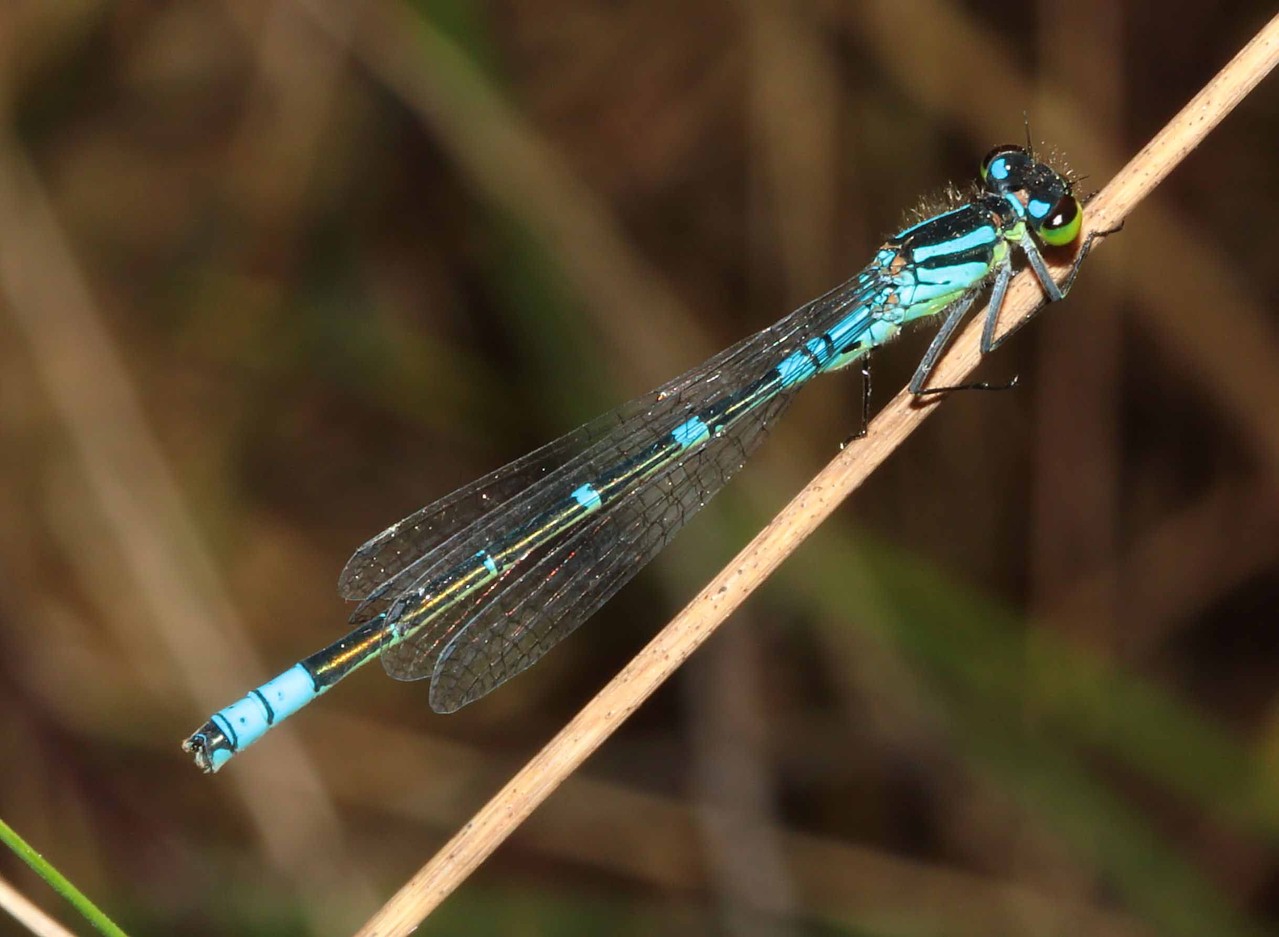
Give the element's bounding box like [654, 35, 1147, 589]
[2, 2, 1278, 935]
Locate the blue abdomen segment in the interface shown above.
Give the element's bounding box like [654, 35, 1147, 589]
[200, 665, 321, 771]
[671, 416, 710, 448]
[183, 614, 403, 771]
[571, 483, 603, 511]
[775, 336, 839, 388]
[826, 308, 872, 352]
[775, 350, 816, 388]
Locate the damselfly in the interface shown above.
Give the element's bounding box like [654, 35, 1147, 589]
[184, 144, 1107, 772]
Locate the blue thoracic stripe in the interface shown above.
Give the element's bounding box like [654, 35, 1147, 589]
[671, 416, 710, 448]
[910, 224, 997, 261]
[863, 318, 899, 346]
[572, 483, 602, 511]
[898, 264, 989, 307]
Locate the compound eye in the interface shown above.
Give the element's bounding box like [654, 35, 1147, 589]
[1039, 195, 1082, 247]
[980, 144, 1026, 183]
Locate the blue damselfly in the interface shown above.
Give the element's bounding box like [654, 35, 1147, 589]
[184, 144, 1107, 772]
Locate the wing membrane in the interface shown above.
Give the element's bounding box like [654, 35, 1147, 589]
[339, 266, 882, 604]
[343, 265, 885, 700]
[424, 386, 796, 712]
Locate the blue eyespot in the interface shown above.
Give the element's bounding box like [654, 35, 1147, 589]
[980, 144, 1025, 185]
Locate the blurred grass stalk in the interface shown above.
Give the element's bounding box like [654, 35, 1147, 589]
[353, 11, 1279, 937]
[0, 817, 127, 937]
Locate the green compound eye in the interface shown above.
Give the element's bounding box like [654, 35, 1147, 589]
[1039, 195, 1082, 246]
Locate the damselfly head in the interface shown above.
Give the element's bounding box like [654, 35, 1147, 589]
[981, 144, 1083, 247]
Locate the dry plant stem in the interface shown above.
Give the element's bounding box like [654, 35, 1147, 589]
[0, 873, 78, 937]
[355, 15, 1279, 936]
